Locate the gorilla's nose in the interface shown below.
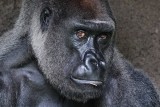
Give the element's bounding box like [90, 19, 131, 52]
[71, 52, 106, 86]
[86, 54, 98, 69]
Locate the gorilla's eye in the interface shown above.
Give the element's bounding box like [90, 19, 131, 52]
[97, 33, 112, 45]
[76, 30, 87, 39]
[40, 7, 52, 31]
[99, 34, 107, 40]
[98, 32, 112, 41]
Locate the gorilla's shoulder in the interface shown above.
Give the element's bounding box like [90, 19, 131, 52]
[110, 50, 160, 106]
[120, 60, 160, 107]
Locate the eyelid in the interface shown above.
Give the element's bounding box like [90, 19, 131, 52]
[98, 32, 111, 37]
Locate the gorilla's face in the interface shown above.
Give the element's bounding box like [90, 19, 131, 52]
[30, 0, 115, 102]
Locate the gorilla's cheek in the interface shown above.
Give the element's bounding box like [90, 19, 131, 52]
[30, 13, 47, 60]
[31, 23, 73, 88]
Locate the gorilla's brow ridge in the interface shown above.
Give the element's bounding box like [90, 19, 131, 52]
[72, 20, 115, 32]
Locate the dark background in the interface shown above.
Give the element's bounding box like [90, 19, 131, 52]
[0, 0, 160, 93]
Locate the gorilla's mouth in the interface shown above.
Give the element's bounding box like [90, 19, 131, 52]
[71, 76, 103, 87]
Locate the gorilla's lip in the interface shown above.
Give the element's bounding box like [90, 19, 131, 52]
[71, 76, 103, 87]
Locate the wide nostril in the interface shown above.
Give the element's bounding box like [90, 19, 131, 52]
[89, 58, 98, 66]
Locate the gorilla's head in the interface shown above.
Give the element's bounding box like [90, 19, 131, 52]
[29, 0, 115, 102]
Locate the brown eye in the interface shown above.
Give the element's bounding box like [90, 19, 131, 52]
[99, 34, 108, 40]
[76, 30, 87, 39]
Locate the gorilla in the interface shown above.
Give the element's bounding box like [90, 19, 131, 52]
[0, 0, 159, 107]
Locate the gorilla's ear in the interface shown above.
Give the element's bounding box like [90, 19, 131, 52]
[40, 7, 52, 32]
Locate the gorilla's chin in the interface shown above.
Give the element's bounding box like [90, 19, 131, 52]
[57, 79, 103, 102]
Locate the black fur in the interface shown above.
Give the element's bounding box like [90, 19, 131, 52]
[0, 0, 159, 107]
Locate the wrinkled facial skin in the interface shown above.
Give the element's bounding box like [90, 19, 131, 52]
[31, 0, 115, 102]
